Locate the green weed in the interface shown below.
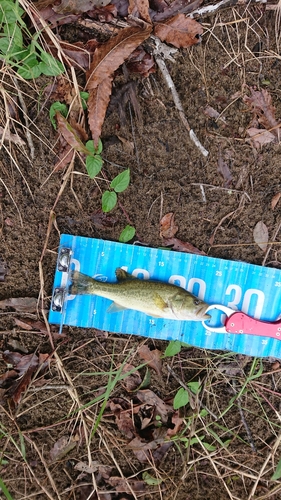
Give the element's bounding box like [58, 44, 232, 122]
[0, 0, 63, 79]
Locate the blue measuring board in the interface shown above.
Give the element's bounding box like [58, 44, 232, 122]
[49, 234, 281, 358]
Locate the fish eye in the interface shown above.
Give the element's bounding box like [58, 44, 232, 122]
[193, 299, 200, 305]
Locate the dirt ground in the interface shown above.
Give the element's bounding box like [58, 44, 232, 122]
[1, 3, 281, 500]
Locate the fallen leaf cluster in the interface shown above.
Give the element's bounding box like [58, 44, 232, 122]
[160, 212, 206, 254]
[37, 0, 203, 151]
[46, 343, 183, 498]
[0, 350, 51, 406]
[244, 87, 281, 149]
[106, 345, 183, 467]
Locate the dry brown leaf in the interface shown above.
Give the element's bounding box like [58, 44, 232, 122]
[203, 105, 226, 123]
[108, 477, 146, 494]
[244, 88, 281, 138]
[116, 135, 134, 154]
[36, 5, 78, 28]
[217, 153, 232, 187]
[49, 435, 77, 462]
[160, 212, 178, 239]
[54, 0, 111, 14]
[2, 351, 48, 405]
[153, 14, 203, 48]
[163, 237, 206, 255]
[88, 77, 113, 147]
[120, 363, 142, 392]
[166, 411, 184, 437]
[138, 345, 162, 377]
[136, 389, 173, 423]
[128, 0, 151, 23]
[271, 192, 281, 210]
[126, 47, 156, 77]
[90, 210, 117, 229]
[86, 25, 152, 90]
[0, 297, 38, 313]
[109, 400, 135, 439]
[246, 127, 276, 149]
[74, 461, 99, 474]
[0, 126, 25, 146]
[253, 221, 268, 252]
[56, 112, 89, 154]
[128, 436, 172, 463]
[151, 0, 202, 21]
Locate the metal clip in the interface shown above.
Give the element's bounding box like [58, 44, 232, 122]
[57, 247, 72, 272]
[52, 287, 66, 312]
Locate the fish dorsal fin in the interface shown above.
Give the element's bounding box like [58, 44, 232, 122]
[107, 302, 127, 313]
[115, 268, 137, 281]
[153, 293, 168, 312]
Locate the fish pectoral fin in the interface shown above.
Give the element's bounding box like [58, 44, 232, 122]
[106, 302, 128, 313]
[115, 268, 136, 281]
[153, 293, 169, 312]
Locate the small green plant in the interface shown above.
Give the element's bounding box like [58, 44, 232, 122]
[0, 0, 64, 79]
[102, 168, 130, 212]
[173, 381, 200, 410]
[85, 139, 103, 179]
[119, 225, 136, 243]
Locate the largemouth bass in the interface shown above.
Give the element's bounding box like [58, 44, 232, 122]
[69, 268, 210, 321]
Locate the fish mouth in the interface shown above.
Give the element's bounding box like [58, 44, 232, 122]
[196, 305, 211, 320]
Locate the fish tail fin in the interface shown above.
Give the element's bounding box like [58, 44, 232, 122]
[69, 270, 96, 295]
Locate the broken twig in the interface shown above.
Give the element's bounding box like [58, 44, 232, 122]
[151, 37, 209, 157]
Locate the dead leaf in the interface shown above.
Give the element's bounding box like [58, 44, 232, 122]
[49, 435, 77, 461]
[108, 476, 146, 493]
[138, 345, 162, 377]
[0, 126, 25, 146]
[160, 213, 178, 239]
[0, 370, 18, 388]
[253, 221, 268, 252]
[56, 112, 89, 155]
[153, 14, 203, 48]
[74, 461, 99, 473]
[54, 0, 112, 14]
[7, 339, 28, 353]
[128, 436, 158, 462]
[203, 105, 226, 124]
[86, 25, 152, 90]
[88, 77, 113, 147]
[0, 297, 38, 313]
[160, 213, 205, 254]
[271, 192, 281, 210]
[162, 237, 206, 255]
[128, 0, 151, 23]
[36, 5, 78, 29]
[244, 88, 281, 138]
[151, 0, 202, 21]
[126, 47, 156, 77]
[166, 411, 183, 437]
[1, 351, 51, 405]
[109, 399, 135, 439]
[217, 152, 232, 187]
[116, 135, 134, 154]
[136, 389, 173, 423]
[246, 127, 276, 149]
[90, 210, 117, 229]
[54, 141, 75, 172]
[128, 436, 172, 463]
[121, 363, 142, 392]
